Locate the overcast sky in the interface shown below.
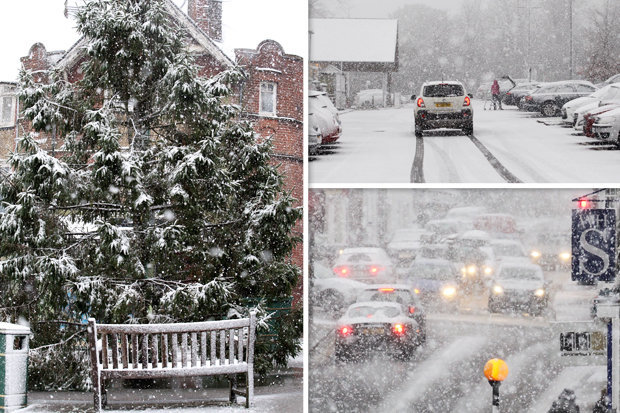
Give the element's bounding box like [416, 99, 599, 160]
[317, 0, 465, 18]
[0, 0, 306, 82]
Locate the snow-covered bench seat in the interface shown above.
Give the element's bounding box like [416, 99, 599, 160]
[87, 313, 256, 411]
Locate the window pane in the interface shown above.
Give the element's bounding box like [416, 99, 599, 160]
[2, 96, 12, 124]
[260, 83, 275, 113]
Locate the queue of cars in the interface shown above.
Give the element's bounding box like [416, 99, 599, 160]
[311, 206, 562, 363]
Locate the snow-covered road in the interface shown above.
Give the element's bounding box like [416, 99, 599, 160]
[309, 270, 607, 412]
[309, 101, 620, 184]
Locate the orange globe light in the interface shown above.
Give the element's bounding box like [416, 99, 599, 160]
[484, 358, 509, 382]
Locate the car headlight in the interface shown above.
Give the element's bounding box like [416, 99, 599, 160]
[492, 285, 504, 294]
[483, 266, 493, 275]
[530, 250, 541, 258]
[442, 286, 457, 298]
[559, 252, 571, 261]
[534, 288, 545, 297]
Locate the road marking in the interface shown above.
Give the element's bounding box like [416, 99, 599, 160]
[410, 135, 425, 183]
[468, 134, 523, 183]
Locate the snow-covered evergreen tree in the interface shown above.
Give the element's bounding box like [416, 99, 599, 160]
[0, 0, 301, 388]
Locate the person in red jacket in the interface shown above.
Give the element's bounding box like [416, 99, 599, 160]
[491, 79, 502, 110]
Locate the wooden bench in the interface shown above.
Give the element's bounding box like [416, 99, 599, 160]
[87, 312, 256, 411]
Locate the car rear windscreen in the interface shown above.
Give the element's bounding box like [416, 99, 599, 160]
[424, 84, 464, 97]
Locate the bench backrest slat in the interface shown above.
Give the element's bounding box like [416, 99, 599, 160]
[238, 328, 244, 363]
[219, 330, 225, 365]
[132, 334, 139, 368]
[171, 333, 178, 368]
[151, 334, 159, 368]
[111, 334, 119, 369]
[102, 334, 109, 369]
[142, 335, 149, 369]
[161, 334, 168, 368]
[121, 334, 129, 369]
[210, 331, 216, 366]
[191, 333, 198, 367]
[200, 332, 207, 366]
[229, 329, 234, 365]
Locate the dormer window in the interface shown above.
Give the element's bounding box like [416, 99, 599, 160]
[259, 82, 276, 116]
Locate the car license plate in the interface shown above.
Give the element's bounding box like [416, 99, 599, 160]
[361, 327, 384, 335]
[435, 102, 452, 107]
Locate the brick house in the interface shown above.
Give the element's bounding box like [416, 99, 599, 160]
[11, 0, 304, 300]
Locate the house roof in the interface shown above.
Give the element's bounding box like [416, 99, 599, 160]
[310, 18, 398, 64]
[55, 0, 234, 73]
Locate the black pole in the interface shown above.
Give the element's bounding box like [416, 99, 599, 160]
[489, 380, 501, 411]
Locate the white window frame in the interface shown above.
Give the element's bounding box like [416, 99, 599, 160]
[259, 81, 277, 116]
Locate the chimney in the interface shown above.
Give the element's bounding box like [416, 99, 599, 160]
[188, 0, 222, 42]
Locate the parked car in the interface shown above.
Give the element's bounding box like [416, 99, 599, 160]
[332, 247, 395, 283]
[562, 83, 620, 125]
[503, 82, 541, 106]
[596, 73, 620, 88]
[488, 263, 549, 315]
[520, 81, 597, 117]
[334, 301, 422, 362]
[310, 261, 368, 313]
[412, 81, 474, 137]
[592, 106, 620, 145]
[309, 90, 341, 145]
[581, 104, 620, 137]
[356, 284, 427, 342]
[399, 258, 461, 310]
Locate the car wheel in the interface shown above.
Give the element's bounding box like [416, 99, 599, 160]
[414, 123, 423, 137]
[488, 301, 498, 313]
[463, 123, 473, 136]
[541, 102, 558, 117]
[399, 345, 415, 361]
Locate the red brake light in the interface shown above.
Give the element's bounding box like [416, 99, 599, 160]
[417, 97, 425, 108]
[463, 96, 471, 106]
[378, 288, 395, 292]
[393, 323, 406, 335]
[333, 266, 349, 277]
[339, 325, 354, 337]
[408, 306, 416, 314]
[369, 266, 384, 275]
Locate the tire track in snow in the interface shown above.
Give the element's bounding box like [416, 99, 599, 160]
[468, 134, 523, 183]
[377, 335, 487, 412]
[410, 135, 425, 183]
[423, 136, 463, 183]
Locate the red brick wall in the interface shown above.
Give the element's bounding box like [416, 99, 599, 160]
[235, 40, 303, 304]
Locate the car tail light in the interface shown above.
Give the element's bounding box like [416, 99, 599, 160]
[378, 287, 395, 292]
[339, 325, 354, 337]
[368, 266, 384, 275]
[392, 323, 406, 335]
[463, 96, 471, 106]
[417, 97, 425, 108]
[408, 306, 416, 314]
[333, 266, 350, 277]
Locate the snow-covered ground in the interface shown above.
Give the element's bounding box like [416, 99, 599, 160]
[310, 100, 620, 183]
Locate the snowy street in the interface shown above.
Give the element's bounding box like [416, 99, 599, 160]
[310, 100, 620, 183]
[309, 270, 608, 412]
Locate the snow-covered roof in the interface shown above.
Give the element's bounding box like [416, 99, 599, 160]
[56, 0, 234, 73]
[310, 18, 398, 64]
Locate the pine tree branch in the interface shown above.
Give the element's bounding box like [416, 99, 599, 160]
[31, 329, 86, 352]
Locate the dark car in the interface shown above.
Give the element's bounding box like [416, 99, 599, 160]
[488, 263, 549, 315]
[503, 82, 541, 107]
[398, 258, 460, 310]
[335, 301, 422, 362]
[520, 81, 597, 117]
